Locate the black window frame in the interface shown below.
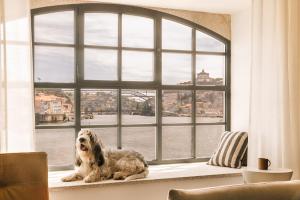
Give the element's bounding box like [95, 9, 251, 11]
[31, 3, 231, 170]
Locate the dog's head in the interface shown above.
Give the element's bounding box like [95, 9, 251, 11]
[75, 129, 105, 167]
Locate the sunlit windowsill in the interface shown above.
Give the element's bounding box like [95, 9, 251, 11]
[48, 162, 243, 191]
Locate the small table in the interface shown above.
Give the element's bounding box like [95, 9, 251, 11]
[242, 168, 293, 183]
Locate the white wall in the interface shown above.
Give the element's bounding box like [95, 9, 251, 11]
[50, 176, 243, 200]
[230, 8, 251, 132]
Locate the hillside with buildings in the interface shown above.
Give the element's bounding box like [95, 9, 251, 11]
[35, 70, 223, 125]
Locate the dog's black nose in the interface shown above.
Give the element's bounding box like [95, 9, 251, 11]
[79, 137, 85, 143]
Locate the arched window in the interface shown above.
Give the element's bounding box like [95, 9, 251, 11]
[32, 4, 230, 170]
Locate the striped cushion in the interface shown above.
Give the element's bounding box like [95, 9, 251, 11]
[208, 131, 248, 168]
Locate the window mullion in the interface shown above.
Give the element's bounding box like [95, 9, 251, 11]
[117, 88, 122, 149]
[75, 7, 82, 139]
[155, 17, 162, 161]
[225, 42, 231, 131]
[117, 13, 122, 149]
[191, 28, 196, 159]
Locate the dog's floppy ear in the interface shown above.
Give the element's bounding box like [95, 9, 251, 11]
[75, 152, 82, 167]
[93, 143, 105, 166]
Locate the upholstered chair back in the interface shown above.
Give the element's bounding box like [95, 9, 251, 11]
[169, 181, 300, 200]
[0, 152, 49, 200]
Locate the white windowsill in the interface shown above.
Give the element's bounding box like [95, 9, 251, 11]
[49, 162, 243, 191]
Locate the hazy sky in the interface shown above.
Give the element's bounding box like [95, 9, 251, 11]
[34, 11, 225, 84]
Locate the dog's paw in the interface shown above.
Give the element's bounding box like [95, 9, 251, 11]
[61, 174, 83, 182]
[113, 172, 125, 180]
[84, 177, 96, 183]
[61, 176, 73, 182]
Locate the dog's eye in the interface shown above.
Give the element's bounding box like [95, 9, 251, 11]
[89, 134, 94, 143]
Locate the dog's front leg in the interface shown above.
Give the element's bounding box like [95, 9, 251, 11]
[84, 169, 103, 183]
[61, 172, 83, 182]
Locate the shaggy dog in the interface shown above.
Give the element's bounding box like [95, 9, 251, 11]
[61, 129, 149, 183]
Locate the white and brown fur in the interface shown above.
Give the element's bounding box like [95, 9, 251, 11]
[61, 129, 149, 183]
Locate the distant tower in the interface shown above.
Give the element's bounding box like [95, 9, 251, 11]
[197, 69, 210, 82]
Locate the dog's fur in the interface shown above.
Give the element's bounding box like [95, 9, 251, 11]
[61, 129, 149, 183]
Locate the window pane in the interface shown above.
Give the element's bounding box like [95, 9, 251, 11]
[84, 13, 118, 46]
[35, 89, 75, 126]
[122, 14, 154, 48]
[196, 31, 225, 52]
[196, 91, 225, 123]
[34, 11, 74, 44]
[34, 46, 74, 83]
[162, 126, 192, 159]
[35, 129, 75, 166]
[122, 51, 154, 81]
[162, 53, 192, 85]
[81, 89, 117, 125]
[162, 19, 192, 50]
[196, 55, 225, 85]
[196, 125, 225, 158]
[162, 90, 192, 124]
[122, 127, 156, 161]
[84, 48, 117, 80]
[122, 90, 156, 124]
[91, 128, 117, 149]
